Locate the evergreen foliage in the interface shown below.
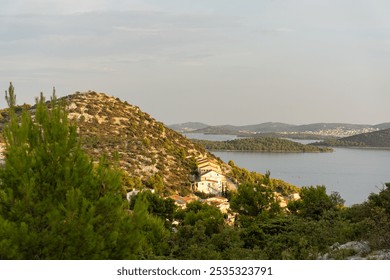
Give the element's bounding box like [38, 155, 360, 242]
[129, 190, 177, 229]
[230, 183, 281, 218]
[311, 139, 366, 147]
[344, 183, 390, 250]
[0, 84, 144, 259]
[288, 186, 341, 220]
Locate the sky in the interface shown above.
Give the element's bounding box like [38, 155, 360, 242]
[1, 0, 390, 126]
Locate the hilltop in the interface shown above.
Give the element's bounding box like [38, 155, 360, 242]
[0, 92, 220, 194]
[63, 92, 220, 193]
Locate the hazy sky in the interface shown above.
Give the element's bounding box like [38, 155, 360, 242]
[1, 0, 390, 125]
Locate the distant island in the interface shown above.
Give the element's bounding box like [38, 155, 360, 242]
[312, 128, 390, 148]
[191, 137, 333, 153]
[169, 121, 390, 139]
[171, 121, 390, 148]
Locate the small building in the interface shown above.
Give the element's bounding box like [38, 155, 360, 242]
[196, 170, 226, 195]
[197, 161, 221, 174]
[169, 195, 187, 209]
[169, 194, 198, 209]
[195, 158, 226, 195]
[205, 196, 230, 213]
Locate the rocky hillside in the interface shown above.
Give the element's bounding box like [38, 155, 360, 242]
[66, 91, 225, 192]
[0, 91, 222, 194]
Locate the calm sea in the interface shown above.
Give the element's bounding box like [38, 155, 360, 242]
[184, 133, 390, 206]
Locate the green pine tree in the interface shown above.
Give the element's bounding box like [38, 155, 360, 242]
[0, 83, 146, 259]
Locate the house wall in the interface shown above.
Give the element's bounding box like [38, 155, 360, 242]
[200, 171, 223, 186]
[196, 181, 221, 195]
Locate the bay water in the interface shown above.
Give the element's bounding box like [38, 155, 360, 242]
[184, 133, 390, 205]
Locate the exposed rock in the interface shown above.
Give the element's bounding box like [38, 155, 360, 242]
[335, 241, 371, 255]
[367, 250, 390, 260]
[320, 241, 390, 260]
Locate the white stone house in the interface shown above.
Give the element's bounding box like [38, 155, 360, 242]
[196, 170, 225, 195]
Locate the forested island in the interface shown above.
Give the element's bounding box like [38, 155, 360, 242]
[192, 137, 333, 153]
[310, 139, 367, 147]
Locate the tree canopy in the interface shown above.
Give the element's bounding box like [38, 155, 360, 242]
[0, 84, 146, 259]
